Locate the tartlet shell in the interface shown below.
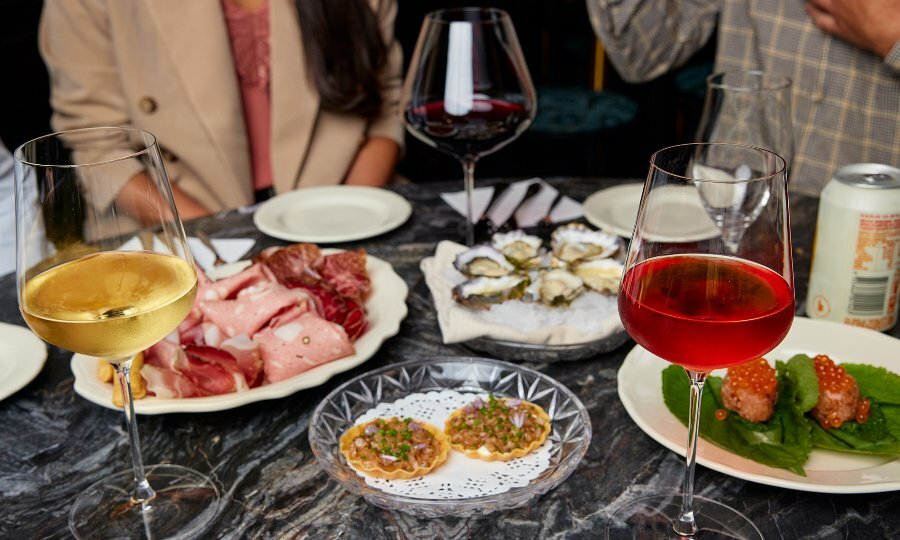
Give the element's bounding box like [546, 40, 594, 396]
[445, 399, 552, 462]
[339, 418, 450, 479]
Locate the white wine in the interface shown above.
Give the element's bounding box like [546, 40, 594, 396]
[22, 251, 197, 360]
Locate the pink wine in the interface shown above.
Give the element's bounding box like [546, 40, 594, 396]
[618, 254, 794, 371]
[404, 99, 530, 159]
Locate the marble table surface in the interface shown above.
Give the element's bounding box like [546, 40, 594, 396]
[1, 177, 898, 539]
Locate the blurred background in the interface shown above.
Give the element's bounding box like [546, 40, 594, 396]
[1, 0, 715, 182]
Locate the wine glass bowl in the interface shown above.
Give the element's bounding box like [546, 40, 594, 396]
[612, 143, 792, 538]
[401, 7, 536, 245]
[696, 71, 794, 174]
[14, 127, 219, 539]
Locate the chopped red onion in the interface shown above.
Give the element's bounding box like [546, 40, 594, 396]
[408, 422, 421, 431]
[472, 397, 485, 409]
[413, 443, 428, 450]
[511, 411, 526, 429]
[364, 424, 378, 436]
[380, 454, 398, 461]
[354, 438, 367, 448]
[506, 398, 522, 407]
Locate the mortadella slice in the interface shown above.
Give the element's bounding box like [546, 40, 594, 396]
[254, 312, 354, 383]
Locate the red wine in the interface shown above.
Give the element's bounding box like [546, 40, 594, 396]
[404, 99, 531, 159]
[618, 254, 794, 371]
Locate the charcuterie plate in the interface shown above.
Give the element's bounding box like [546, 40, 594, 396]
[71, 251, 408, 414]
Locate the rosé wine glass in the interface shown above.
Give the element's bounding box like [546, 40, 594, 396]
[610, 143, 792, 539]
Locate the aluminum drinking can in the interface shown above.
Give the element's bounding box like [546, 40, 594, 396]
[806, 163, 900, 331]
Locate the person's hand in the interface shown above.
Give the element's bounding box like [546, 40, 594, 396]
[805, 0, 900, 58]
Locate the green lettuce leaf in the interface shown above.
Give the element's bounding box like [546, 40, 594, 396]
[778, 355, 818, 412]
[661, 365, 811, 476]
[843, 364, 900, 405]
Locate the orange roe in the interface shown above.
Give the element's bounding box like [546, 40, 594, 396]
[725, 358, 777, 394]
[715, 409, 729, 421]
[813, 355, 856, 395]
[856, 398, 871, 425]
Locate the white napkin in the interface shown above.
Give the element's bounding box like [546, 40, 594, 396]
[440, 186, 494, 224]
[186, 237, 255, 272]
[117, 235, 255, 273]
[442, 178, 584, 229]
[421, 240, 623, 345]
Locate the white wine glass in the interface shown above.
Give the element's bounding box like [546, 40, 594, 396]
[610, 143, 792, 539]
[401, 7, 537, 246]
[14, 127, 219, 539]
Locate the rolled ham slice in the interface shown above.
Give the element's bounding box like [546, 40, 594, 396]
[254, 312, 354, 383]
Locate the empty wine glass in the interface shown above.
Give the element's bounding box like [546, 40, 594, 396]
[696, 71, 794, 173]
[401, 7, 537, 246]
[610, 143, 792, 539]
[14, 127, 219, 539]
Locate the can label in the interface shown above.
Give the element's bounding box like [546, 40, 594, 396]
[807, 164, 900, 331]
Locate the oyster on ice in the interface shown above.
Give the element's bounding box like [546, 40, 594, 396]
[491, 230, 543, 266]
[537, 269, 584, 307]
[551, 223, 620, 263]
[573, 258, 624, 294]
[452, 275, 530, 310]
[453, 245, 515, 277]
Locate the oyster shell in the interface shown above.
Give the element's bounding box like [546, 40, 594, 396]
[537, 269, 584, 307]
[551, 223, 619, 263]
[452, 275, 530, 310]
[573, 258, 624, 294]
[491, 231, 543, 266]
[453, 245, 515, 277]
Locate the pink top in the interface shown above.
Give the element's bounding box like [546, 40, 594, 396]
[222, 0, 273, 191]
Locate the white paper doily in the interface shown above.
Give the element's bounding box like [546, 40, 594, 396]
[348, 390, 551, 499]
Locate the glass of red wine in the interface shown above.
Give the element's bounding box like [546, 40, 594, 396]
[611, 143, 792, 539]
[401, 7, 536, 246]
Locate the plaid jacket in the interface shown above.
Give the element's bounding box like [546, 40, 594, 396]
[588, 0, 900, 196]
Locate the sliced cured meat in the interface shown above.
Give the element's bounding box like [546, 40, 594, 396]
[317, 249, 371, 301]
[254, 312, 354, 383]
[141, 364, 201, 399]
[219, 335, 264, 387]
[200, 263, 272, 301]
[291, 282, 368, 341]
[182, 345, 249, 394]
[258, 243, 322, 284]
[199, 281, 312, 338]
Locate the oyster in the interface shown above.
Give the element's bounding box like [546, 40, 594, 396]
[573, 258, 625, 294]
[491, 230, 543, 266]
[551, 223, 620, 263]
[537, 269, 584, 307]
[452, 275, 530, 310]
[453, 245, 515, 277]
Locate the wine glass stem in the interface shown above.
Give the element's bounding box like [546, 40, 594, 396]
[113, 358, 157, 503]
[675, 369, 710, 537]
[461, 157, 477, 246]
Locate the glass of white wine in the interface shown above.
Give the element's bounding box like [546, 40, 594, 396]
[14, 127, 219, 539]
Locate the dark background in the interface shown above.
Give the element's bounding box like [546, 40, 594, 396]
[0, 0, 715, 182]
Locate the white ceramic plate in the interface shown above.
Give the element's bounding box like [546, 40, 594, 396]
[0, 323, 47, 402]
[583, 183, 720, 242]
[618, 316, 900, 494]
[253, 186, 412, 243]
[71, 251, 409, 414]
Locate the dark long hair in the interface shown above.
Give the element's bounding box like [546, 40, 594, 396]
[295, 0, 387, 118]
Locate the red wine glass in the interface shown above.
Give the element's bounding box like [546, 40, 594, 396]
[611, 143, 792, 538]
[401, 7, 537, 246]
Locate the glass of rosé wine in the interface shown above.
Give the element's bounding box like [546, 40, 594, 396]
[610, 143, 792, 539]
[14, 127, 219, 539]
[401, 7, 536, 246]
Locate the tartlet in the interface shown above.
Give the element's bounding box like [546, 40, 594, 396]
[444, 395, 551, 461]
[339, 417, 450, 479]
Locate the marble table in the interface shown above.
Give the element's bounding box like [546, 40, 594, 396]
[1, 178, 898, 539]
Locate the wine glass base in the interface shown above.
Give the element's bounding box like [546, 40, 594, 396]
[69, 464, 220, 540]
[606, 493, 762, 539]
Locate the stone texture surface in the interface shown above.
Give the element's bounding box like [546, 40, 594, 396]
[1, 178, 898, 539]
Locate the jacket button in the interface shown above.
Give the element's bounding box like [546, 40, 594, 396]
[138, 97, 158, 113]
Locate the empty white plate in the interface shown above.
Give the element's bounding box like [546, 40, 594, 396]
[254, 186, 412, 243]
[583, 183, 720, 242]
[0, 323, 47, 402]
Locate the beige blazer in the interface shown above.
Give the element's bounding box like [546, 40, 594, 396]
[39, 0, 405, 214]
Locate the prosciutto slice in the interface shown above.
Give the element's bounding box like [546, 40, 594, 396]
[254, 312, 354, 383]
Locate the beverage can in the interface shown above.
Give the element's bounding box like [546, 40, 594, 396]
[806, 163, 900, 331]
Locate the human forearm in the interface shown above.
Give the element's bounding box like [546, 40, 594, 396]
[116, 172, 210, 226]
[343, 137, 400, 187]
[585, 0, 720, 83]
